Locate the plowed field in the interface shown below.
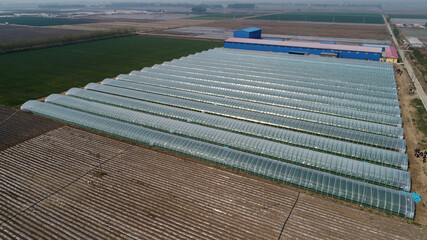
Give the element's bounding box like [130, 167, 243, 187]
[1, 125, 426, 239]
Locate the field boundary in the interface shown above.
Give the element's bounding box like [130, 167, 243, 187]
[137, 32, 223, 42]
[278, 192, 300, 239]
[0, 28, 136, 54]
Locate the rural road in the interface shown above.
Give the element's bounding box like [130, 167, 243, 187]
[383, 15, 427, 111]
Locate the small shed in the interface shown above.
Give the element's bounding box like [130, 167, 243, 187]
[233, 27, 262, 39]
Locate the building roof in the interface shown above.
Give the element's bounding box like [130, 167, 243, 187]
[225, 37, 383, 53]
[407, 37, 424, 45]
[238, 27, 261, 32]
[385, 46, 399, 59]
[362, 44, 389, 48]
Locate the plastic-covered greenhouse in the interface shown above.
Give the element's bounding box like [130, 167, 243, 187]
[21, 48, 414, 219]
[91, 81, 406, 152]
[66, 88, 408, 170]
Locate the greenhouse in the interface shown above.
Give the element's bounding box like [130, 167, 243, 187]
[104, 75, 401, 126]
[162, 60, 399, 101]
[91, 81, 406, 151]
[21, 48, 413, 218]
[66, 88, 408, 170]
[122, 71, 399, 116]
[116, 74, 403, 137]
[44, 93, 410, 190]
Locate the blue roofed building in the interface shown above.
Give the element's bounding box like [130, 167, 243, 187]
[233, 27, 262, 39]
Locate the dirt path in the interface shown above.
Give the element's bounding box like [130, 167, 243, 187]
[395, 64, 427, 225]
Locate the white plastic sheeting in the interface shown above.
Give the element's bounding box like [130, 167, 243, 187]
[66, 88, 408, 170]
[94, 81, 406, 152]
[44, 93, 411, 190]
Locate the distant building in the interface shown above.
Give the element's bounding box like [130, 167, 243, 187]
[233, 28, 262, 39]
[406, 37, 425, 47]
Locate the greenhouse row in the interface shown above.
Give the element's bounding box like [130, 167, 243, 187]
[115, 72, 401, 126]
[200, 51, 395, 81]
[118, 72, 400, 117]
[148, 64, 398, 104]
[21, 100, 415, 219]
[176, 55, 396, 88]
[126, 70, 400, 116]
[162, 60, 398, 100]
[124, 70, 401, 117]
[90, 81, 407, 152]
[124, 71, 401, 125]
[199, 49, 397, 88]
[21, 48, 411, 218]
[163, 55, 398, 95]
[44, 93, 410, 190]
[156, 60, 396, 98]
[119, 73, 402, 136]
[66, 88, 408, 170]
[152, 60, 397, 101]
[178, 58, 395, 94]
[197, 53, 396, 88]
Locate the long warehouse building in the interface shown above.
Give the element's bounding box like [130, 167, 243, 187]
[224, 37, 383, 61]
[21, 48, 414, 219]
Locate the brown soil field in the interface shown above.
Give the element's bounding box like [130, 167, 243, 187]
[45, 19, 215, 33]
[0, 106, 63, 151]
[199, 19, 389, 39]
[395, 65, 427, 225]
[0, 125, 426, 239]
[0, 25, 85, 43]
[81, 16, 159, 23]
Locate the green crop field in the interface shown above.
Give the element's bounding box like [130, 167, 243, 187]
[187, 12, 258, 20]
[0, 16, 94, 26]
[388, 14, 427, 19]
[0, 36, 222, 107]
[251, 11, 384, 24]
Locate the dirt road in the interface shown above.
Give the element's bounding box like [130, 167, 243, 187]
[395, 65, 427, 225]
